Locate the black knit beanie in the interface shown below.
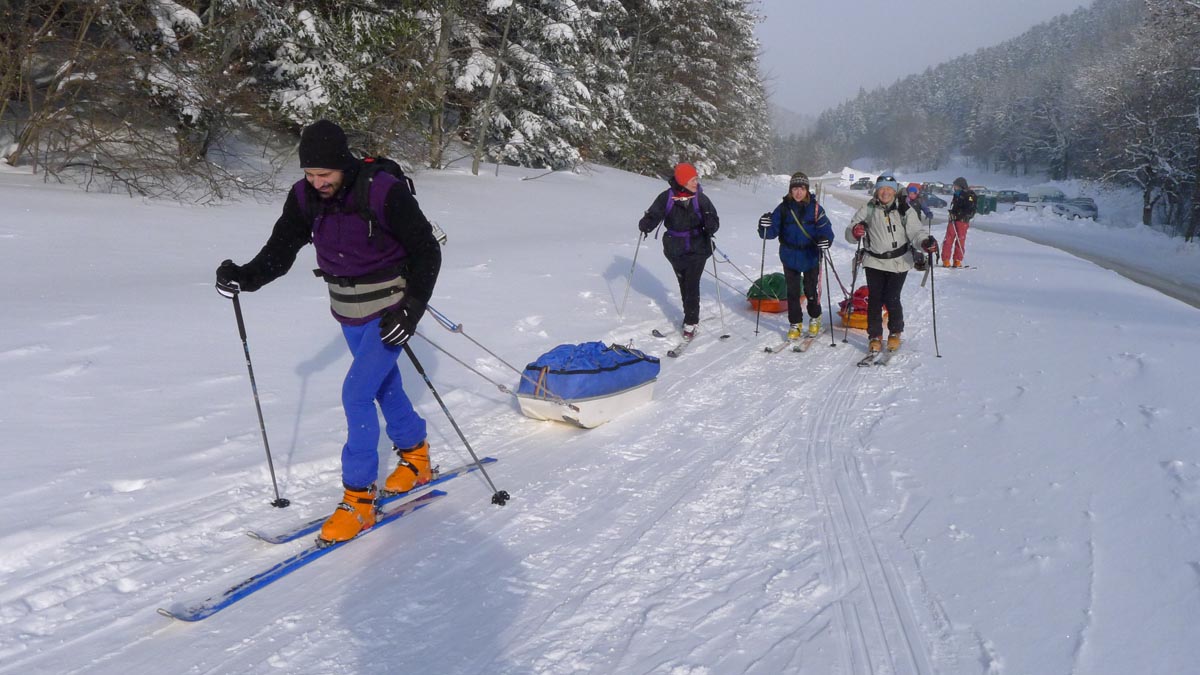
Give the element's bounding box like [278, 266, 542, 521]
[298, 120, 355, 170]
[788, 171, 810, 189]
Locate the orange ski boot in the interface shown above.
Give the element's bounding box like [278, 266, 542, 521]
[318, 485, 377, 545]
[383, 440, 432, 494]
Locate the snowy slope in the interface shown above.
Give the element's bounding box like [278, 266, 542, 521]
[1, 162, 1198, 674]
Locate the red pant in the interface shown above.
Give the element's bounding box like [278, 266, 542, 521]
[943, 220, 969, 264]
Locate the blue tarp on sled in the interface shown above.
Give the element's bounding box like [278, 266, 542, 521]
[517, 341, 660, 401]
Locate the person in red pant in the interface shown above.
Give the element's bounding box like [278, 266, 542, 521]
[944, 177, 977, 267]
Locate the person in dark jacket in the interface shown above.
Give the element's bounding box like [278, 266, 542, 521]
[637, 162, 719, 340]
[757, 171, 835, 340]
[944, 177, 977, 267]
[214, 120, 442, 544]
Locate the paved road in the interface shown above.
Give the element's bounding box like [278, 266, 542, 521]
[820, 184, 1200, 310]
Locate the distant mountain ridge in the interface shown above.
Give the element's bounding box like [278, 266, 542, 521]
[769, 104, 815, 137]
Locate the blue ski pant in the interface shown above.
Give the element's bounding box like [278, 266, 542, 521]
[339, 318, 426, 490]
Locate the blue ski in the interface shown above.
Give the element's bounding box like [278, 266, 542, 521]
[157, 490, 446, 622]
[247, 458, 497, 544]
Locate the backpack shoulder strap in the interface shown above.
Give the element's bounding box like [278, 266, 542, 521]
[786, 202, 814, 241]
[349, 162, 402, 243]
[664, 189, 703, 224]
[292, 180, 319, 237]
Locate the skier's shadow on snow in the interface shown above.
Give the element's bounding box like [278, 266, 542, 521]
[287, 334, 348, 475]
[605, 253, 680, 324]
[335, 501, 527, 673]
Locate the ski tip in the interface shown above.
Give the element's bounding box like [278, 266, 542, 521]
[157, 606, 197, 622]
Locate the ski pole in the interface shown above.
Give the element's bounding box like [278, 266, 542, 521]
[823, 250, 836, 348]
[618, 232, 645, 317]
[754, 229, 767, 336]
[702, 265, 746, 296]
[710, 247, 731, 340]
[712, 243, 761, 288]
[843, 239, 864, 343]
[402, 344, 510, 505]
[423, 305, 579, 411]
[929, 248, 942, 358]
[231, 293, 289, 508]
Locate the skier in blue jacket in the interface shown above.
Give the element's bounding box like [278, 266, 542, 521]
[757, 171, 835, 340]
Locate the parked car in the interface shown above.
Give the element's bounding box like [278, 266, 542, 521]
[969, 185, 992, 197]
[922, 181, 948, 194]
[1061, 197, 1098, 219]
[1011, 201, 1042, 213]
[920, 193, 947, 208]
[994, 190, 1028, 203]
[1028, 186, 1066, 203]
[1050, 201, 1097, 220]
[850, 177, 874, 190]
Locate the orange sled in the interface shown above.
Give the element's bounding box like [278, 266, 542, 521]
[749, 297, 787, 313]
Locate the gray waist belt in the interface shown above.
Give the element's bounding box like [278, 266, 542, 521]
[327, 275, 407, 319]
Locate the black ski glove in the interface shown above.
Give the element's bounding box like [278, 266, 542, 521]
[379, 299, 425, 347]
[814, 236, 832, 250]
[215, 259, 244, 298]
[920, 236, 939, 254]
[912, 251, 928, 271]
[757, 213, 771, 238]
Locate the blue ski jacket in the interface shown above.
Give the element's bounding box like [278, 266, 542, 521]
[759, 197, 835, 272]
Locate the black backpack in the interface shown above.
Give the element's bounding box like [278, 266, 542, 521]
[351, 156, 415, 238]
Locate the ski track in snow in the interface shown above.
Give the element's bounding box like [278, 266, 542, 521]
[432, 314, 953, 674]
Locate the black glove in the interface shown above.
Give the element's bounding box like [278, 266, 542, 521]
[379, 300, 424, 347]
[912, 251, 928, 271]
[638, 218, 657, 234]
[814, 236, 832, 250]
[215, 259, 243, 298]
[920, 236, 939, 254]
[758, 213, 772, 228]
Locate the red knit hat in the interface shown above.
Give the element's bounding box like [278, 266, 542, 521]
[674, 163, 698, 186]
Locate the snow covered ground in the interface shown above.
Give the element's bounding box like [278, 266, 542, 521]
[1, 160, 1198, 674]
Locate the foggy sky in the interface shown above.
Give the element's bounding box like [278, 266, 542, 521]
[754, 0, 1090, 118]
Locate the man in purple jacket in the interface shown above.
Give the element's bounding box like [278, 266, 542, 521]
[215, 120, 442, 544]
